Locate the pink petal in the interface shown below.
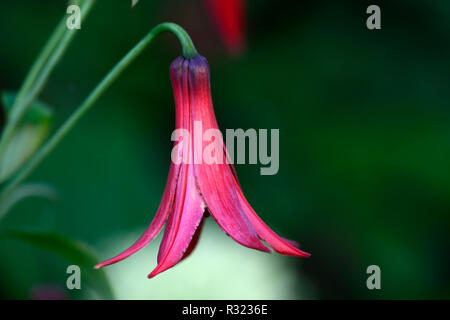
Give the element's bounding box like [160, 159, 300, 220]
[95, 58, 191, 270]
[188, 56, 269, 253]
[226, 161, 303, 251]
[94, 161, 181, 269]
[181, 214, 206, 261]
[149, 162, 205, 278]
[231, 175, 310, 257]
[149, 59, 207, 277]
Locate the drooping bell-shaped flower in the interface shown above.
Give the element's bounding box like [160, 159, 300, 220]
[203, 0, 246, 55]
[95, 55, 310, 278]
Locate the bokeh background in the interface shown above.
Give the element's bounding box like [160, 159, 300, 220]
[0, 0, 449, 299]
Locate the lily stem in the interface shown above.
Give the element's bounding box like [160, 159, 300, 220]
[0, 0, 96, 165]
[1, 22, 198, 196]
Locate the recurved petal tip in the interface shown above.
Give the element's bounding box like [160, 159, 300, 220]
[147, 269, 161, 279]
[94, 260, 114, 269]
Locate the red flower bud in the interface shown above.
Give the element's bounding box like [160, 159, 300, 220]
[204, 0, 246, 55]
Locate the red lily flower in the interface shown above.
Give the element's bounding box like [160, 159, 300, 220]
[95, 55, 310, 278]
[203, 0, 246, 55]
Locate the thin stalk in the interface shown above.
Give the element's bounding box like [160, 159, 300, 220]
[0, 0, 96, 163]
[1, 22, 198, 196]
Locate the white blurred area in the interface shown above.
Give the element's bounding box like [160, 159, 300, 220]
[95, 218, 316, 300]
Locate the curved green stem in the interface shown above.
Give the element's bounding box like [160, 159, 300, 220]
[1, 22, 197, 196]
[155, 22, 198, 59]
[0, 0, 96, 164]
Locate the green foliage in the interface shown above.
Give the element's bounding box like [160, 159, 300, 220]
[0, 183, 56, 220]
[0, 230, 114, 299]
[0, 92, 53, 182]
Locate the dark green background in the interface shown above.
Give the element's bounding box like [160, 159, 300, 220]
[0, 0, 449, 299]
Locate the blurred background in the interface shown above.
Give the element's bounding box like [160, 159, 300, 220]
[0, 0, 449, 299]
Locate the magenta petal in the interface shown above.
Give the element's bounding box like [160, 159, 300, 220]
[195, 165, 270, 253]
[94, 162, 180, 269]
[146, 55, 205, 279]
[227, 162, 304, 252]
[225, 154, 308, 256]
[180, 214, 206, 261]
[149, 163, 205, 278]
[231, 175, 310, 257]
[188, 56, 269, 253]
[280, 237, 300, 248]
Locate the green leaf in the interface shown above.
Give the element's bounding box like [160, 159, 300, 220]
[0, 230, 114, 299]
[0, 183, 57, 221]
[131, 0, 139, 8]
[0, 91, 53, 182]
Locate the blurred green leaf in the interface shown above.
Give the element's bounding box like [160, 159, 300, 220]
[0, 91, 53, 182]
[0, 230, 114, 299]
[131, 0, 139, 8]
[0, 183, 57, 221]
